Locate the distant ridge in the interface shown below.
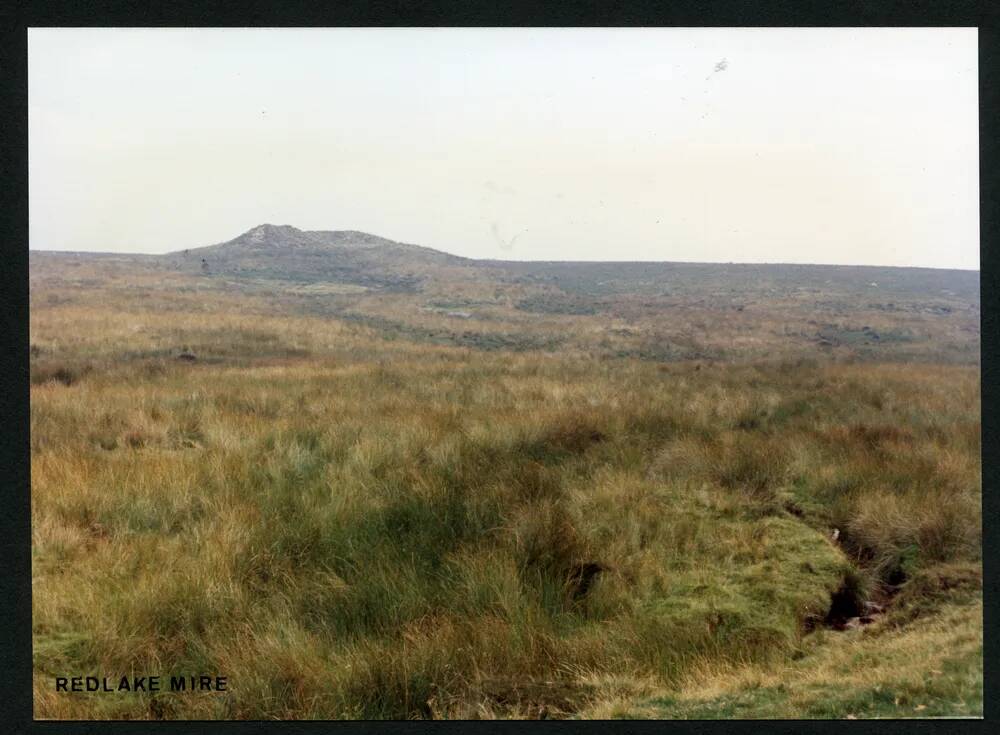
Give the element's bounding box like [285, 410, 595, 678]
[31, 223, 980, 303]
[33, 223, 980, 274]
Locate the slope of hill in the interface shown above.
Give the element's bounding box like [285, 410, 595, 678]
[161, 224, 470, 291]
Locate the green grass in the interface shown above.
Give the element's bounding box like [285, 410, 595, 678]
[602, 598, 981, 719]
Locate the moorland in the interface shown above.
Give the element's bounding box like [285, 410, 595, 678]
[30, 225, 982, 719]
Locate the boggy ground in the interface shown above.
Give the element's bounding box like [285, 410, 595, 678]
[30, 291, 981, 719]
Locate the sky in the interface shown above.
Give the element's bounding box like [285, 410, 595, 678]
[29, 28, 979, 269]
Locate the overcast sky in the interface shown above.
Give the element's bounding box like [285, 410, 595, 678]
[29, 28, 978, 269]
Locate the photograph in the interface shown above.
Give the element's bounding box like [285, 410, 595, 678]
[27, 27, 982, 720]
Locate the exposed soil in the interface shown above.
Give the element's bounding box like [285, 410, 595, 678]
[820, 529, 907, 632]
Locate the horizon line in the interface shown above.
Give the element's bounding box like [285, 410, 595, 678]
[27, 245, 982, 273]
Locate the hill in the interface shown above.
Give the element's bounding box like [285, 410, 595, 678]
[160, 224, 469, 291]
[30, 224, 980, 365]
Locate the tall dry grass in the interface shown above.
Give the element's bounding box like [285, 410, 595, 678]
[31, 299, 981, 719]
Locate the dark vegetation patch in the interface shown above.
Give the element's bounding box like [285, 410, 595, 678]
[525, 415, 608, 460]
[338, 312, 566, 352]
[31, 361, 93, 386]
[516, 294, 603, 316]
[603, 339, 724, 363]
[426, 298, 494, 310]
[847, 423, 915, 449]
[885, 562, 982, 627]
[815, 325, 917, 348]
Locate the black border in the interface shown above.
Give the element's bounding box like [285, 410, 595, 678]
[2, 2, 997, 733]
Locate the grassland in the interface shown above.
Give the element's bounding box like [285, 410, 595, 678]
[30, 240, 981, 719]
